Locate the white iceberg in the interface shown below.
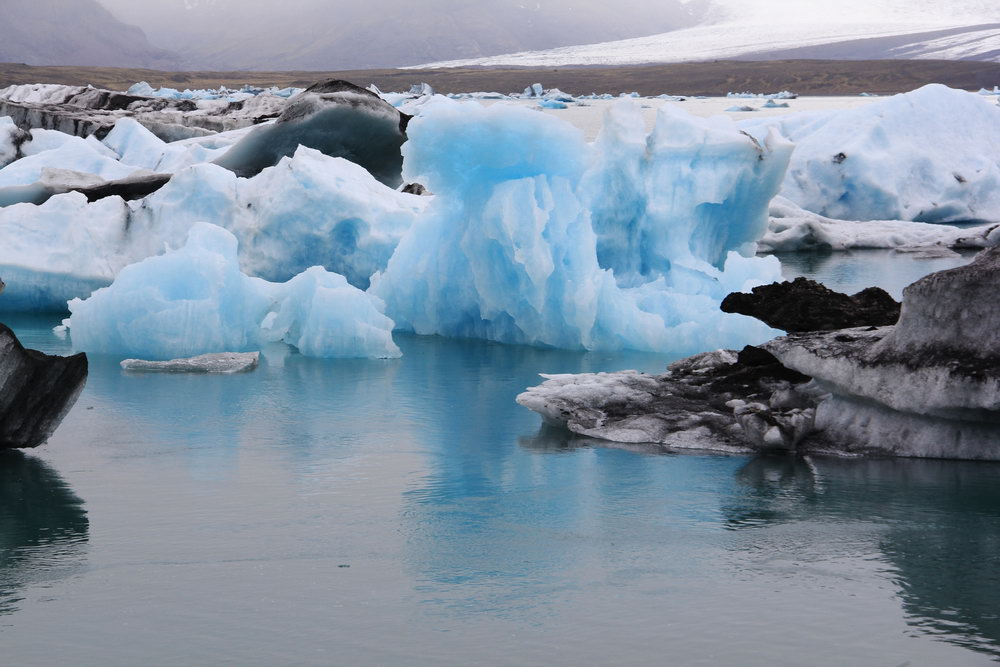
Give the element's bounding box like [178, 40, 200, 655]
[0, 147, 426, 311]
[741, 84, 1000, 223]
[0, 135, 141, 188]
[121, 351, 260, 373]
[68, 223, 400, 360]
[760, 196, 1000, 252]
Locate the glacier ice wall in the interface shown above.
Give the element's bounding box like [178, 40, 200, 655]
[68, 223, 400, 360]
[371, 98, 787, 354]
[740, 84, 1000, 223]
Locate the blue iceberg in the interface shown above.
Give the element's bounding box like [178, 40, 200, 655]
[371, 98, 788, 354]
[68, 223, 400, 360]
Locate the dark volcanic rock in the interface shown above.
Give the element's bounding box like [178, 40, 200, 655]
[721, 277, 900, 332]
[213, 79, 411, 186]
[0, 323, 87, 449]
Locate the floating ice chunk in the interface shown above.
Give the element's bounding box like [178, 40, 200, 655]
[408, 83, 435, 97]
[523, 83, 544, 98]
[68, 223, 400, 360]
[543, 88, 576, 103]
[584, 102, 793, 285]
[740, 84, 1000, 223]
[102, 118, 241, 173]
[121, 351, 260, 373]
[0, 193, 130, 311]
[725, 105, 757, 112]
[538, 99, 568, 109]
[0, 117, 27, 168]
[102, 118, 169, 170]
[760, 196, 1000, 252]
[763, 248, 1000, 459]
[67, 223, 274, 359]
[131, 147, 426, 288]
[371, 98, 782, 354]
[125, 82, 157, 98]
[0, 147, 425, 312]
[213, 80, 409, 186]
[0, 136, 140, 188]
[258, 266, 400, 359]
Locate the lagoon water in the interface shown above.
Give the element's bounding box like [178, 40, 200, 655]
[3, 250, 1000, 665]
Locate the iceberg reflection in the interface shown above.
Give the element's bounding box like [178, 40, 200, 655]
[0, 452, 88, 615]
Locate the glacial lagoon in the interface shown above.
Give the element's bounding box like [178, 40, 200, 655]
[3, 250, 1000, 665]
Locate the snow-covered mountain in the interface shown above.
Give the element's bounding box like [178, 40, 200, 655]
[0, 0, 180, 68]
[417, 0, 1000, 68]
[96, 0, 707, 71]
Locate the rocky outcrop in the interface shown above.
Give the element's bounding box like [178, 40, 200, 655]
[212, 80, 410, 186]
[721, 277, 900, 332]
[0, 323, 87, 449]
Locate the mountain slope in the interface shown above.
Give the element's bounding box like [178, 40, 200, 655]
[97, 0, 707, 70]
[416, 0, 1000, 68]
[0, 0, 180, 68]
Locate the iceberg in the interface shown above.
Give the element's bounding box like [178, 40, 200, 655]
[371, 98, 787, 354]
[761, 196, 1000, 252]
[68, 223, 400, 360]
[130, 147, 426, 288]
[584, 102, 792, 285]
[212, 80, 410, 186]
[121, 351, 260, 374]
[0, 147, 426, 312]
[0, 135, 141, 188]
[0, 193, 130, 311]
[740, 84, 1000, 223]
[764, 249, 1000, 459]
[0, 117, 28, 168]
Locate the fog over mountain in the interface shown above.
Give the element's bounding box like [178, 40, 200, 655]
[96, 0, 709, 70]
[0, 0, 180, 68]
[6, 0, 998, 72]
[422, 0, 1000, 67]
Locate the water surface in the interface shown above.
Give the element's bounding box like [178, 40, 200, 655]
[3, 251, 998, 665]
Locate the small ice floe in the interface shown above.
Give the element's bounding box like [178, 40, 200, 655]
[726, 105, 757, 112]
[762, 99, 790, 109]
[891, 245, 962, 259]
[120, 352, 260, 374]
[537, 99, 568, 109]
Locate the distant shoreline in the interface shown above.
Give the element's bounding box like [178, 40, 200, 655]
[2, 59, 1000, 96]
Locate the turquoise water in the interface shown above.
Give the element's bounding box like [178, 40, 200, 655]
[3, 251, 1000, 665]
